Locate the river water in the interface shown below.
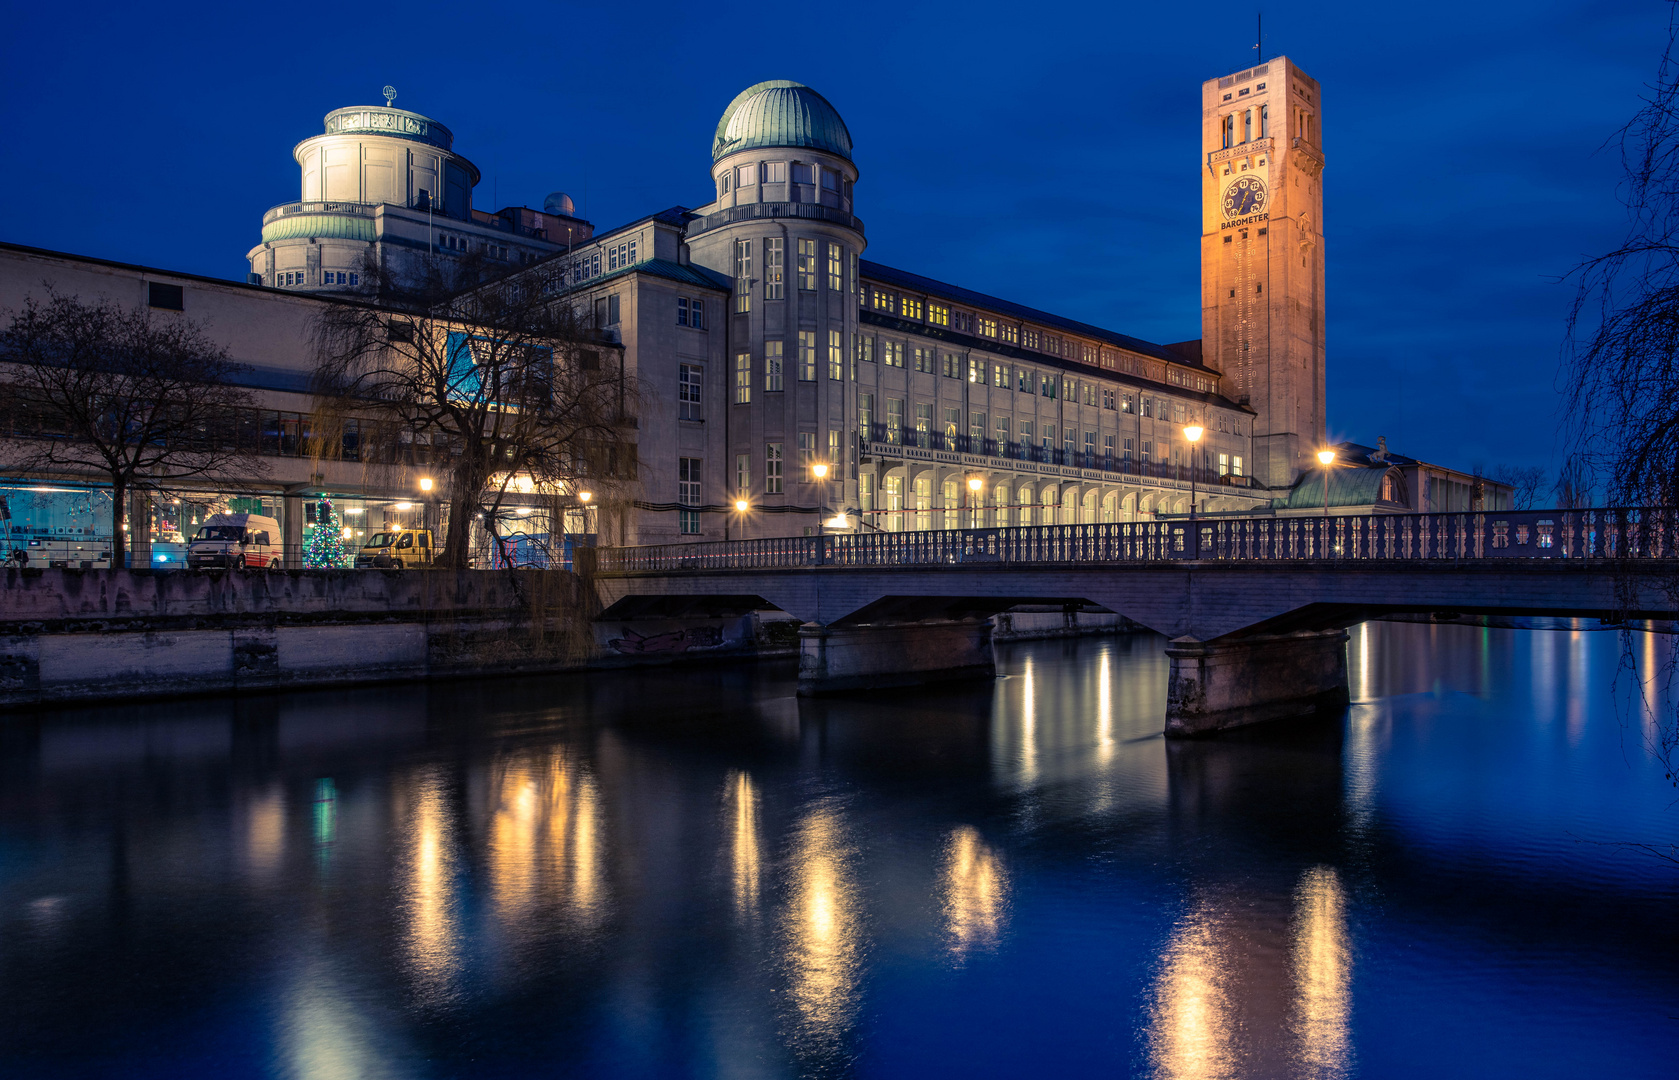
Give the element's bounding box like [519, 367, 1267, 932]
[1, 621, 1676, 1079]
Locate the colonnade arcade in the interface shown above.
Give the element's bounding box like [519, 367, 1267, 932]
[855, 461, 1260, 532]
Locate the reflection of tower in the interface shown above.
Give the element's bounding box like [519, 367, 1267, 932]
[1201, 57, 1326, 489]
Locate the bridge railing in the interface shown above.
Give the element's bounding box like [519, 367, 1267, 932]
[594, 508, 1679, 573]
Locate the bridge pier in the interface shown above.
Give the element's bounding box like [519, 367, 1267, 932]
[797, 619, 996, 696]
[1165, 629, 1349, 738]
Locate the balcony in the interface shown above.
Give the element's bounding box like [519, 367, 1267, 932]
[863, 423, 1257, 488]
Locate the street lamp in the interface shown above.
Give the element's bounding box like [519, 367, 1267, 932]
[418, 476, 434, 534]
[812, 462, 830, 534]
[967, 475, 984, 529]
[1317, 449, 1336, 556]
[1183, 425, 1204, 557]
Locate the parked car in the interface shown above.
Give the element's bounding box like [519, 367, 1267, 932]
[354, 528, 434, 569]
[188, 513, 283, 570]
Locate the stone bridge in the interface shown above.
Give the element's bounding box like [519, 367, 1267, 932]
[590, 509, 1678, 736]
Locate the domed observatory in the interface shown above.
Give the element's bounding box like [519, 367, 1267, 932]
[686, 80, 866, 538]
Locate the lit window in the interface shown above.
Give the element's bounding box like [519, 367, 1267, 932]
[902, 297, 924, 320]
[914, 347, 935, 373]
[872, 289, 895, 313]
[828, 329, 844, 380]
[736, 454, 750, 494]
[1023, 328, 1040, 349]
[968, 357, 983, 383]
[1002, 325, 1018, 345]
[799, 331, 817, 381]
[993, 362, 1008, 387]
[883, 341, 905, 368]
[857, 335, 875, 363]
[734, 352, 751, 404]
[928, 303, 949, 327]
[942, 352, 961, 379]
[977, 317, 997, 338]
[828, 243, 843, 291]
[797, 239, 817, 290]
[734, 240, 752, 313]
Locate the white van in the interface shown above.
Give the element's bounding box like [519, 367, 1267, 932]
[187, 513, 283, 570]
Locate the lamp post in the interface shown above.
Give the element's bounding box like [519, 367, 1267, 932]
[1183, 424, 1203, 557]
[1316, 449, 1336, 556]
[812, 462, 829, 534]
[418, 476, 433, 536]
[967, 475, 984, 530]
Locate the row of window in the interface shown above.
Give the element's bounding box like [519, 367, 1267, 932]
[733, 239, 856, 313]
[275, 270, 360, 287]
[855, 393, 1241, 452]
[721, 161, 852, 199]
[855, 478, 1213, 531]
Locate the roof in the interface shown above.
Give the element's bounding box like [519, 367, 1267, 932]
[1281, 465, 1409, 510]
[713, 81, 853, 163]
[589, 257, 730, 293]
[861, 260, 1199, 370]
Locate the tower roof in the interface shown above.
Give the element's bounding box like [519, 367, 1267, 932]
[713, 81, 853, 163]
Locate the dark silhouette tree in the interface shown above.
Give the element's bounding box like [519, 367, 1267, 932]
[0, 290, 261, 568]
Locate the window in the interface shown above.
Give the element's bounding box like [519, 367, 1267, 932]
[792, 163, 814, 185]
[996, 417, 1011, 445]
[147, 282, 184, 310]
[943, 407, 960, 442]
[678, 458, 701, 534]
[969, 357, 984, 383]
[1064, 429, 1075, 456]
[735, 352, 751, 404]
[1018, 368, 1032, 393]
[736, 164, 756, 188]
[734, 240, 752, 313]
[1141, 397, 1152, 418]
[1221, 114, 1234, 147]
[858, 393, 874, 438]
[883, 341, 905, 368]
[994, 362, 1008, 387]
[850, 252, 857, 294]
[793, 331, 815, 381]
[765, 443, 783, 493]
[902, 297, 924, 320]
[915, 403, 933, 446]
[942, 352, 961, 379]
[691, 299, 705, 329]
[763, 161, 787, 183]
[971, 411, 987, 441]
[1020, 420, 1033, 445]
[977, 317, 997, 338]
[797, 239, 817, 290]
[1102, 388, 1116, 410]
[1218, 453, 1230, 476]
[860, 473, 875, 517]
[914, 346, 935, 373]
[1173, 402, 1186, 424]
[1142, 440, 1152, 462]
[1002, 325, 1018, 345]
[953, 312, 973, 333]
[679, 364, 703, 421]
[1259, 103, 1269, 138]
[872, 289, 896, 313]
[1085, 431, 1097, 458]
[857, 334, 875, 363]
[1103, 434, 1114, 460]
[799, 432, 817, 482]
[1082, 383, 1096, 406]
[927, 303, 950, 327]
[1123, 438, 1133, 460]
[1232, 455, 1244, 477]
[765, 340, 784, 391]
[677, 297, 689, 326]
[607, 239, 637, 269]
[764, 237, 784, 299]
[1122, 393, 1133, 413]
[828, 243, 843, 291]
[828, 329, 844, 380]
[829, 429, 843, 470]
[594, 294, 620, 326]
[886, 398, 904, 444]
[1023, 328, 1040, 349]
[1040, 374, 1056, 399]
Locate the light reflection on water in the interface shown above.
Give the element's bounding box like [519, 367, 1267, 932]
[0, 622, 1676, 1077]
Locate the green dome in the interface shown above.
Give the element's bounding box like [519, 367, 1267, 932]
[261, 213, 376, 245]
[1281, 466, 1410, 510]
[713, 80, 853, 163]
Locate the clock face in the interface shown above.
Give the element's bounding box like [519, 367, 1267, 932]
[1222, 175, 1268, 219]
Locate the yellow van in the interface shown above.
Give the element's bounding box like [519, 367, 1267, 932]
[354, 528, 434, 569]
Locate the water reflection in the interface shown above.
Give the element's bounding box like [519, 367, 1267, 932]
[244, 784, 285, 877]
[725, 769, 762, 919]
[482, 749, 609, 935]
[940, 825, 1008, 962]
[399, 768, 461, 1004]
[1291, 866, 1352, 1079]
[1148, 894, 1239, 1080]
[781, 802, 862, 1063]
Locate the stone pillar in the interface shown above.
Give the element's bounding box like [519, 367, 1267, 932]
[283, 494, 304, 569]
[1164, 629, 1349, 738]
[797, 619, 996, 696]
[127, 490, 151, 569]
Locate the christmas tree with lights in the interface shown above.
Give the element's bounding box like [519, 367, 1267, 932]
[304, 499, 349, 568]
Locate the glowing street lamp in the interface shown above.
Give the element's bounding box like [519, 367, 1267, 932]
[967, 475, 984, 529]
[734, 498, 749, 514]
[1183, 425, 1204, 557]
[419, 477, 433, 493]
[1317, 448, 1337, 553]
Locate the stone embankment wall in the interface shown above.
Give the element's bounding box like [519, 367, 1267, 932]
[0, 567, 617, 707]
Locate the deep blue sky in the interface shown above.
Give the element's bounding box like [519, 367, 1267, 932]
[0, 1, 1662, 472]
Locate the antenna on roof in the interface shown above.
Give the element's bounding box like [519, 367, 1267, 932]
[383, 85, 398, 107]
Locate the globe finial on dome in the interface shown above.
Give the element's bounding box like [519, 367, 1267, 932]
[712, 80, 853, 163]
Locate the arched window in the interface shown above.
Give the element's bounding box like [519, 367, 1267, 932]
[1102, 492, 1118, 524]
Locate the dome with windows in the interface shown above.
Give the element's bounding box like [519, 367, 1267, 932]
[712, 80, 853, 163]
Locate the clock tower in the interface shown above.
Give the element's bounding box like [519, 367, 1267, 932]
[1201, 57, 1326, 489]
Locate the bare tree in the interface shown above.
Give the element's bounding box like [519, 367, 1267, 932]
[1490, 465, 1548, 509]
[1564, 7, 1679, 795]
[311, 254, 635, 569]
[0, 290, 261, 568]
